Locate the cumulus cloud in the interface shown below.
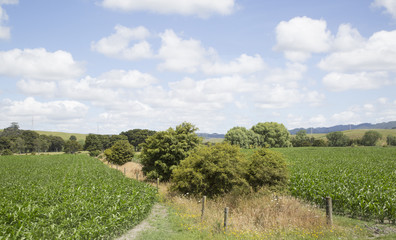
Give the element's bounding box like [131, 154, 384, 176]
[274, 16, 332, 62]
[0, 0, 18, 40]
[97, 69, 157, 88]
[16, 80, 57, 97]
[319, 30, 396, 72]
[322, 71, 393, 91]
[0, 97, 88, 120]
[100, 0, 236, 18]
[157, 29, 265, 75]
[0, 48, 84, 80]
[91, 25, 153, 60]
[372, 0, 396, 19]
[333, 24, 365, 51]
[201, 54, 266, 75]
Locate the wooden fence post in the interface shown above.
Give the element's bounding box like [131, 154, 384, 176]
[124, 167, 126, 175]
[201, 196, 206, 221]
[156, 178, 159, 192]
[224, 207, 229, 231]
[325, 196, 333, 227]
[136, 172, 139, 181]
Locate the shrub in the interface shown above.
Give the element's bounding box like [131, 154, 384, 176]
[361, 130, 382, 146]
[1, 149, 13, 156]
[326, 131, 350, 147]
[246, 148, 289, 192]
[89, 150, 101, 157]
[140, 122, 201, 181]
[105, 140, 134, 165]
[171, 142, 250, 198]
[387, 135, 396, 146]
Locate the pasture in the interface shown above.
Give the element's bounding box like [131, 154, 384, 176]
[0, 154, 157, 239]
[275, 147, 396, 223]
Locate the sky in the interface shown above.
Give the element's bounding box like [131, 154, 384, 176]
[1, 0, 396, 134]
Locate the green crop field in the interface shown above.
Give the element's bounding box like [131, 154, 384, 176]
[0, 154, 157, 239]
[274, 147, 396, 223]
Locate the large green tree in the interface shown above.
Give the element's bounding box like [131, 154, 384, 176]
[140, 122, 201, 181]
[326, 131, 350, 147]
[361, 130, 382, 146]
[224, 126, 259, 148]
[120, 129, 156, 151]
[251, 122, 291, 148]
[104, 140, 135, 165]
[291, 130, 312, 147]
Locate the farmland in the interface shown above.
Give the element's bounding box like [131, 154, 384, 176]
[0, 154, 157, 239]
[275, 147, 396, 223]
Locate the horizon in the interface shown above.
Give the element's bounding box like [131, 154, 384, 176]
[1, 0, 396, 134]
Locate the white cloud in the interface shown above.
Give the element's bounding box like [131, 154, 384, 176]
[157, 29, 265, 75]
[157, 29, 211, 73]
[100, 0, 236, 18]
[254, 85, 303, 109]
[274, 16, 332, 62]
[331, 110, 360, 124]
[333, 24, 365, 51]
[0, 0, 18, 40]
[0, 48, 84, 80]
[16, 80, 57, 97]
[323, 71, 393, 91]
[319, 30, 396, 72]
[1, 97, 88, 120]
[91, 25, 153, 60]
[201, 54, 266, 75]
[97, 69, 157, 88]
[373, 0, 396, 19]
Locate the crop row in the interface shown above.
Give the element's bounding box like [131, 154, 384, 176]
[0, 154, 157, 239]
[276, 147, 396, 223]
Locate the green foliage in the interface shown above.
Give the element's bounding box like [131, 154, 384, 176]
[246, 148, 288, 192]
[89, 149, 101, 157]
[361, 130, 382, 146]
[140, 122, 201, 181]
[276, 147, 396, 222]
[224, 127, 259, 148]
[251, 122, 291, 148]
[64, 139, 82, 154]
[291, 130, 312, 147]
[387, 135, 396, 146]
[1, 149, 13, 155]
[84, 134, 104, 151]
[0, 154, 157, 239]
[120, 129, 156, 151]
[312, 138, 327, 147]
[171, 143, 249, 198]
[105, 140, 135, 165]
[326, 131, 350, 147]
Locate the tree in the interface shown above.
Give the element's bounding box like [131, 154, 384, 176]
[225, 127, 259, 148]
[48, 136, 65, 152]
[140, 122, 201, 181]
[291, 130, 312, 147]
[21, 130, 40, 153]
[120, 129, 156, 151]
[361, 130, 382, 146]
[11, 137, 26, 154]
[326, 131, 350, 147]
[171, 142, 249, 197]
[64, 139, 81, 154]
[109, 134, 128, 147]
[246, 148, 289, 192]
[387, 135, 396, 146]
[251, 122, 291, 148]
[104, 140, 135, 165]
[0, 122, 21, 138]
[0, 137, 11, 151]
[84, 134, 104, 151]
[69, 135, 77, 141]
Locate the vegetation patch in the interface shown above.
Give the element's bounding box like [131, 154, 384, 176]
[0, 154, 157, 239]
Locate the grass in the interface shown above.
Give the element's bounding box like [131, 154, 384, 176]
[35, 130, 88, 142]
[0, 154, 157, 239]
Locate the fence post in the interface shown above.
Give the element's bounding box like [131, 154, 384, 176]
[201, 196, 206, 221]
[136, 172, 139, 181]
[156, 178, 159, 192]
[224, 207, 229, 231]
[124, 167, 126, 175]
[325, 196, 333, 227]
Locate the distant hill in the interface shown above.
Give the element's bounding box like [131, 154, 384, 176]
[197, 133, 225, 139]
[289, 121, 396, 135]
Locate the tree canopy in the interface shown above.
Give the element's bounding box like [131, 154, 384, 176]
[251, 122, 291, 148]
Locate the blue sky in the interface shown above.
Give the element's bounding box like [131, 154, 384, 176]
[1, 0, 396, 134]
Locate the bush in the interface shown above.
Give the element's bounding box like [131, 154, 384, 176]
[171, 143, 249, 198]
[105, 140, 134, 165]
[89, 150, 101, 157]
[361, 130, 382, 146]
[326, 131, 350, 147]
[140, 122, 201, 181]
[246, 148, 288, 192]
[387, 135, 396, 146]
[1, 149, 13, 155]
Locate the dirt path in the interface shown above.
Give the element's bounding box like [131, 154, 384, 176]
[115, 203, 168, 240]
